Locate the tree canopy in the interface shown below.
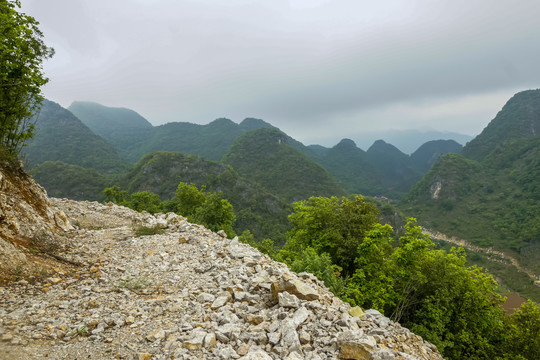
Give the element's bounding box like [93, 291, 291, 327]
[0, 0, 54, 156]
[284, 195, 379, 275]
[274, 196, 539, 360]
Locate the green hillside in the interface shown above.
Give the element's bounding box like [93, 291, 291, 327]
[130, 118, 273, 162]
[23, 100, 129, 173]
[410, 139, 463, 172]
[115, 151, 291, 243]
[365, 140, 423, 195]
[31, 161, 111, 201]
[462, 89, 540, 161]
[68, 101, 154, 160]
[401, 90, 540, 300]
[69, 99, 277, 163]
[222, 128, 346, 202]
[310, 139, 385, 196]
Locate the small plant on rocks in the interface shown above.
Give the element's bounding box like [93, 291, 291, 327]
[134, 224, 165, 236]
[116, 276, 150, 291]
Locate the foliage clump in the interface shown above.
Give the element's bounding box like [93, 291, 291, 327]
[166, 182, 236, 236]
[104, 182, 236, 237]
[268, 195, 539, 360]
[133, 224, 165, 236]
[0, 0, 54, 157]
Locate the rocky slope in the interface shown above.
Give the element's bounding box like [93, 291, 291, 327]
[0, 166, 442, 360]
[0, 162, 73, 281]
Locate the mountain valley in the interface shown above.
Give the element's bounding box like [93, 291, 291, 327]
[20, 90, 540, 305]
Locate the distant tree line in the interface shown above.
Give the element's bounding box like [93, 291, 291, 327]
[104, 182, 236, 237]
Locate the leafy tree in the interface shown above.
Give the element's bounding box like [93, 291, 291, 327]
[105, 182, 236, 235]
[239, 230, 277, 257]
[129, 191, 163, 214]
[347, 219, 507, 359]
[172, 182, 207, 217]
[104, 187, 163, 214]
[287, 247, 348, 297]
[285, 195, 379, 275]
[346, 223, 396, 311]
[500, 301, 540, 360]
[104, 186, 129, 205]
[167, 182, 235, 236]
[192, 192, 236, 235]
[0, 0, 54, 156]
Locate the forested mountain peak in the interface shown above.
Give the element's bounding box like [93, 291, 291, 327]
[365, 139, 422, 196]
[69, 101, 153, 130]
[239, 117, 275, 131]
[410, 139, 463, 172]
[462, 89, 540, 161]
[207, 117, 236, 127]
[367, 139, 406, 156]
[23, 100, 129, 173]
[68, 101, 154, 160]
[334, 138, 358, 149]
[223, 128, 345, 202]
[233, 127, 290, 146]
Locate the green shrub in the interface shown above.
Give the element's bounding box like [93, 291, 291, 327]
[134, 224, 165, 236]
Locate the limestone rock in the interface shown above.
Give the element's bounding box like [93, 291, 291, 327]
[339, 331, 377, 360]
[183, 329, 207, 350]
[239, 349, 273, 359]
[271, 274, 319, 302]
[281, 320, 301, 353]
[211, 291, 232, 309]
[278, 291, 300, 308]
[349, 306, 364, 318]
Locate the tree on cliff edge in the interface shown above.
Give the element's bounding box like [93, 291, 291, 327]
[0, 0, 53, 157]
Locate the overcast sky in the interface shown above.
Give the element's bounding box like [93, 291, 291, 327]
[21, 0, 540, 146]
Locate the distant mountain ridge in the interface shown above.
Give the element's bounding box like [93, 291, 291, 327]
[69, 101, 277, 162]
[27, 100, 467, 203]
[222, 128, 346, 202]
[303, 138, 461, 199]
[24, 100, 129, 173]
[352, 129, 473, 154]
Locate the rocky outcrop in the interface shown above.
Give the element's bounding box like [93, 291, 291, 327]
[0, 162, 73, 280]
[0, 196, 443, 359]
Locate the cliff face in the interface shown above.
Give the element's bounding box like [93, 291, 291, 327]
[0, 165, 442, 359]
[0, 162, 73, 280]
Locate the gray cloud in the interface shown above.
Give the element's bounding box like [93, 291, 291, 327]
[21, 0, 540, 146]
